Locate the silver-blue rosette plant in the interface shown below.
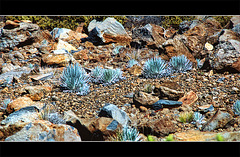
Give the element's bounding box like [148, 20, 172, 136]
[169, 55, 192, 73]
[233, 100, 240, 116]
[142, 57, 170, 78]
[120, 126, 142, 141]
[60, 63, 90, 96]
[191, 112, 206, 129]
[90, 66, 125, 86]
[126, 59, 139, 68]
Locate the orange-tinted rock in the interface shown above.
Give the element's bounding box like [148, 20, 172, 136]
[41, 53, 75, 67]
[24, 85, 52, 101]
[178, 91, 198, 106]
[4, 20, 20, 29]
[7, 96, 35, 113]
[73, 49, 89, 60]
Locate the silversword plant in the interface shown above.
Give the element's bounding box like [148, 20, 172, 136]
[142, 57, 169, 78]
[60, 63, 90, 95]
[191, 112, 206, 129]
[169, 55, 192, 73]
[90, 66, 124, 86]
[233, 100, 240, 116]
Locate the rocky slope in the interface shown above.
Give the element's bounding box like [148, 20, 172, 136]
[0, 16, 240, 141]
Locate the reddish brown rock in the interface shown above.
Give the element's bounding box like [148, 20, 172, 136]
[178, 91, 198, 106]
[133, 90, 159, 108]
[4, 20, 20, 29]
[153, 81, 184, 101]
[181, 17, 222, 58]
[162, 36, 196, 64]
[63, 110, 121, 141]
[138, 117, 177, 137]
[73, 49, 89, 60]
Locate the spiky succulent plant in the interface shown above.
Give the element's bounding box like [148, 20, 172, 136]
[233, 100, 240, 116]
[90, 66, 124, 86]
[191, 112, 206, 129]
[90, 66, 104, 83]
[60, 63, 90, 95]
[119, 126, 142, 141]
[142, 57, 169, 78]
[101, 68, 124, 86]
[127, 59, 138, 68]
[169, 55, 192, 73]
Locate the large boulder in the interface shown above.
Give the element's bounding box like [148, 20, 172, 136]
[0, 106, 40, 140]
[202, 109, 233, 131]
[209, 40, 240, 73]
[179, 17, 222, 59]
[87, 17, 132, 45]
[63, 110, 121, 141]
[5, 120, 81, 141]
[0, 21, 44, 52]
[131, 23, 166, 49]
[98, 103, 131, 127]
[161, 35, 196, 64]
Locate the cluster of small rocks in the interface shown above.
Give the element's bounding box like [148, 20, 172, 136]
[0, 16, 240, 141]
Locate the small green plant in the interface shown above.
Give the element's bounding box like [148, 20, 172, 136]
[143, 84, 153, 93]
[147, 135, 156, 141]
[179, 111, 194, 123]
[164, 134, 174, 141]
[216, 133, 225, 141]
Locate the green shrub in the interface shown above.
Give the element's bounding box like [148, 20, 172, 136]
[5, 16, 127, 31]
[161, 16, 196, 29]
[212, 16, 232, 27]
[179, 111, 194, 123]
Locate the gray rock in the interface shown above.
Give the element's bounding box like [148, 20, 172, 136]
[0, 66, 31, 87]
[202, 110, 233, 131]
[50, 28, 71, 40]
[232, 23, 240, 34]
[152, 100, 183, 110]
[1, 106, 39, 126]
[87, 17, 130, 45]
[98, 103, 131, 127]
[0, 22, 42, 52]
[178, 20, 201, 34]
[209, 41, 240, 72]
[5, 120, 81, 141]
